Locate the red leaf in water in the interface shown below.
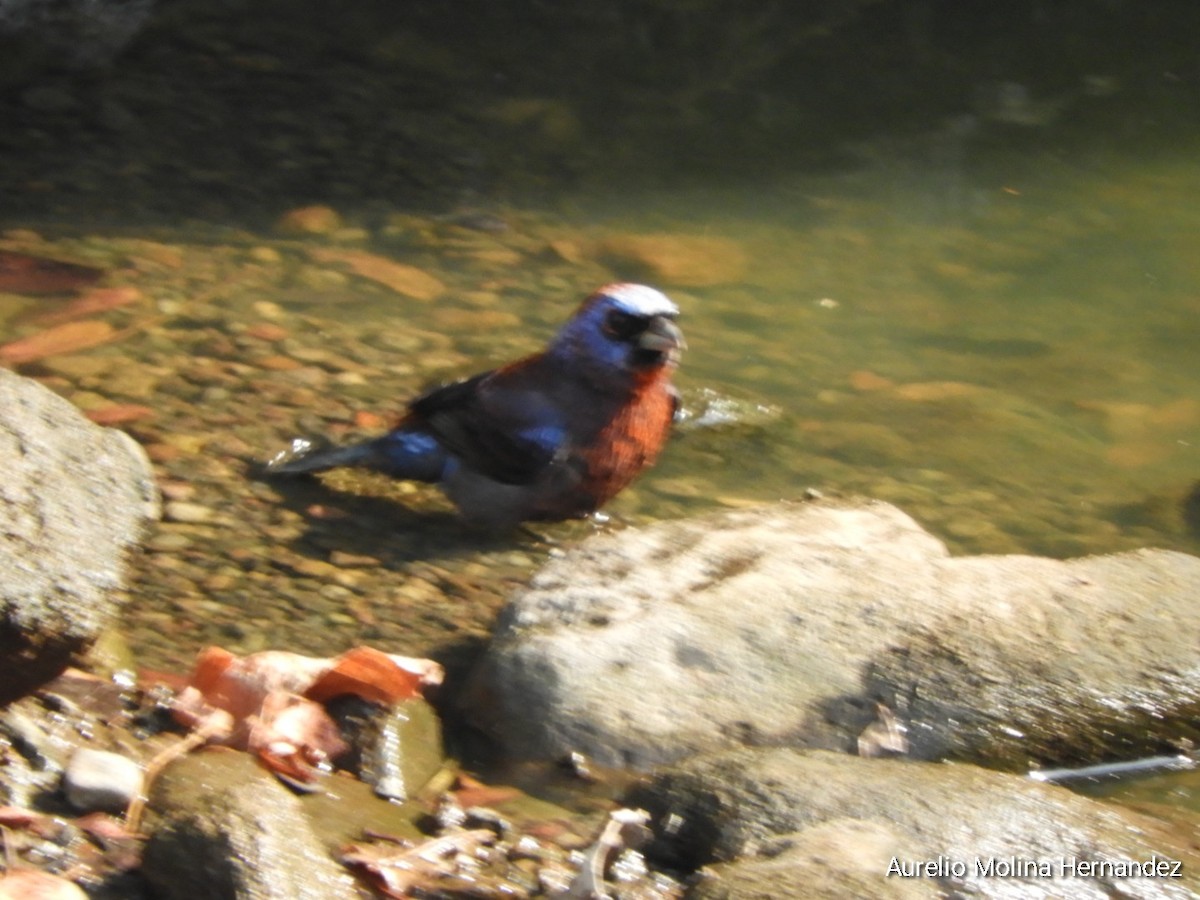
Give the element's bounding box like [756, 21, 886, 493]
[0, 249, 104, 295]
[31, 286, 142, 326]
[85, 404, 155, 426]
[0, 320, 116, 365]
[306, 247, 446, 301]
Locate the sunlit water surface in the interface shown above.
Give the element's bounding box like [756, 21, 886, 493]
[1, 1, 1197, 814]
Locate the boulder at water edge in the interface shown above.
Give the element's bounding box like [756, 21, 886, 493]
[467, 498, 1200, 769]
[0, 369, 158, 705]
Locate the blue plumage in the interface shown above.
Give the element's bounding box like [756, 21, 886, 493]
[267, 283, 684, 527]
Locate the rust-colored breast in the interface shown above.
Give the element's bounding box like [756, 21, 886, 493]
[576, 379, 676, 508]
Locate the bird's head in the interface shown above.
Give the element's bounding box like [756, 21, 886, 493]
[549, 283, 684, 388]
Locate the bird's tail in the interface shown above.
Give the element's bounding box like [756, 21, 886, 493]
[264, 436, 382, 475]
[264, 428, 447, 482]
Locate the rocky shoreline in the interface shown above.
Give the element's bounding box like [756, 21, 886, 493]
[2, 368, 1199, 897]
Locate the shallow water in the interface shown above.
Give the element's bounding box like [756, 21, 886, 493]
[1, 0, 1197, 775]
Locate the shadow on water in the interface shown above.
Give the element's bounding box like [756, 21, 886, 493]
[250, 465, 512, 569]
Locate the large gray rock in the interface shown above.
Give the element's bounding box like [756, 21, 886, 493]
[142, 752, 360, 900]
[468, 499, 1200, 769]
[0, 369, 158, 705]
[631, 747, 1200, 899]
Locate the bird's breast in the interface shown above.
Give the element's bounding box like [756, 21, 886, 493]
[574, 384, 676, 508]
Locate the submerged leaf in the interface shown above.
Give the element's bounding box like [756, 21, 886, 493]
[30, 286, 141, 326]
[0, 320, 117, 365]
[306, 247, 446, 301]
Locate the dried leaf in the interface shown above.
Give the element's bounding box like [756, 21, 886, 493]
[30, 287, 141, 326]
[171, 646, 441, 783]
[85, 405, 155, 426]
[0, 808, 42, 830]
[74, 812, 144, 843]
[0, 249, 104, 295]
[341, 830, 496, 898]
[0, 320, 117, 365]
[307, 247, 446, 301]
[306, 647, 430, 706]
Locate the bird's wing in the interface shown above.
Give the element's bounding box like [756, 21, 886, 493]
[408, 359, 567, 486]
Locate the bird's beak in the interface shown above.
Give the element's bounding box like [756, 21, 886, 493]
[636, 315, 685, 367]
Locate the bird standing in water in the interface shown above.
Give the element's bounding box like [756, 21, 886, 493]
[267, 283, 684, 527]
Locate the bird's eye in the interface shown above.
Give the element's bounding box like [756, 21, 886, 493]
[603, 310, 643, 340]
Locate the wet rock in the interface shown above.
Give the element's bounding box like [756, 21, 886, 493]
[468, 499, 1200, 770]
[275, 205, 343, 236]
[0, 370, 159, 705]
[0, 702, 72, 806]
[688, 820, 937, 900]
[631, 747, 1200, 899]
[141, 751, 359, 900]
[326, 696, 445, 801]
[596, 233, 747, 287]
[63, 747, 143, 814]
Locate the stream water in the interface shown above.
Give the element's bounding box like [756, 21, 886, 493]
[1, 0, 1197, 818]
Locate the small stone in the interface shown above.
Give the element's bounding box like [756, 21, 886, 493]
[330, 550, 382, 568]
[276, 205, 343, 235]
[891, 381, 981, 401]
[245, 322, 289, 342]
[163, 501, 215, 524]
[64, 748, 143, 814]
[252, 300, 285, 319]
[248, 247, 283, 264]
[146, 530, 193, 552]
[159, 482, 196, 502]
[255, 354, 303, 371]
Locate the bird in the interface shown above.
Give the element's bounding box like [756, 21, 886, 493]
[266, 283, 684, 527]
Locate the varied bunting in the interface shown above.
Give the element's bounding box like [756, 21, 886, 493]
[267, 283, 684, 527]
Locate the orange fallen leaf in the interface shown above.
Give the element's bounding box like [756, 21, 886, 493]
[307, 247, 446, 301]
[171, 646, 443, 783]
[30, 286, 142, 326]
[85, 404, 155, 426]
[305, 646, 432, 705]
[0, 320, 116, 365]
[0, 249, 104, 295]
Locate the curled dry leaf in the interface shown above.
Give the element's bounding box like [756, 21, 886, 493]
[30, 286, 142, 326]
[170, 646, 443, 783]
